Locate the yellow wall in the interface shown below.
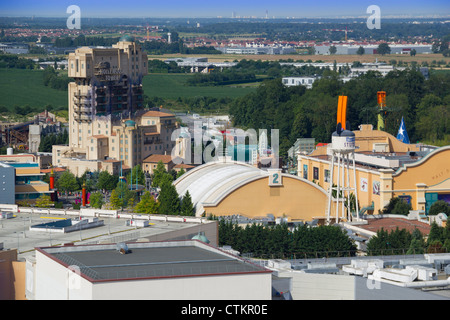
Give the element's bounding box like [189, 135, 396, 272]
[299, 156, 382, 214]
[15, 183, 50, 194]
[392, 146, 450, 212]
[203, 175, 330, 221]
[298, 146, 450, 214]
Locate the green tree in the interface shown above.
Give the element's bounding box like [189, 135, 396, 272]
[97, 171, 118, 191]
[427, 222, 444, 246]
[152, 161, 170, 188]
[406, 228, 426, 254]
[135, 191, 159, 214]
[114, 181, 136, 208]
[126, 164, 146, 187]
[89, 192, 104, 209]
[158, 181, 181, 215]
[377, 43, 391, 55]
[329, 46, 337, 55]
[356, 46, 365, 55]
[57, 170, 79, 198]
[428, 200, 450, 216]
[180, 190, 195, 216]
[366, 228, 391, 256]
[176, 167, 186, 179]
[109, 189, 123, 210]
[382, 197, 411, 216]
[35, 194, 53, 208]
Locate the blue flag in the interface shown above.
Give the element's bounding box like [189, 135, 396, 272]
[396, 117, 410, 144]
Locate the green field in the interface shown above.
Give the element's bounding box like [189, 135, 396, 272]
[0, 69, 257, 112]
[142, 73, 257, 99]
[0, 68, 68, 110]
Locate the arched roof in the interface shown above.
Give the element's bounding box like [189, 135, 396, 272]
[174, 161, 267, 216]
[174, 160, 329, 217]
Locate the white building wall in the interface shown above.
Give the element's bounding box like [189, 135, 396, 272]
[92, 273, 271, 300]
[34, 249, 271, 300]
[35, 250, 93, 300]
[278, 271, 356, 300]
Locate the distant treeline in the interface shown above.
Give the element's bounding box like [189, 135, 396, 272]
[218, 220, 357, 259]
[0, 54, 35, 69]
[54, 35, 121, 48]
[186, 71, 257, 86]
[177, 21, 450, 42]
[142, 39, 221, 55]
[39, 130, 69, 152]
[229, 69, 450, 159]
[43, 67, 71, 91]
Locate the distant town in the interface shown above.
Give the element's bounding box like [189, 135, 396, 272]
[0, 13, 449, 302]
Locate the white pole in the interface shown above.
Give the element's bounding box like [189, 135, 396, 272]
[345, 153, 351, 221]
[336, 152, 341, 225]
[326, 151, 335, 225]
[341, 152, 346, 222]
[352, 151, 360, 221]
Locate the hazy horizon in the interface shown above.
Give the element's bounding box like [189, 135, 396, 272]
[0, 0, 449, 19]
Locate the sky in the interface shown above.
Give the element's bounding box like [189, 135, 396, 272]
[0, 0, 449, 18]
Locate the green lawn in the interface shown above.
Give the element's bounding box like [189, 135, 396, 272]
[0, 68, 68, 110]
[143, 73, 257, 99]
[0, 69, 257, 112]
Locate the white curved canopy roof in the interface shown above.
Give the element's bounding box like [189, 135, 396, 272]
[174, 161, 268, 216]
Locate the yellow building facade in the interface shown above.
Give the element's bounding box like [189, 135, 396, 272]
[174, 161, 334, 222]
[298, 144, 450, 216]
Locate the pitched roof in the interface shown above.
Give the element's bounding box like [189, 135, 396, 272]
[142, 154, 174, 164]
[142, 110, 174, 118]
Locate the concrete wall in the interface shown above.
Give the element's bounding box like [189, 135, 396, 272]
[92, 272, 271, 300]
[279, 271, 356, 300]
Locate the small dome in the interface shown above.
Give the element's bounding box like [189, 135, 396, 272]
[125, 120, 136, 127]
[192, 232, 210, 244]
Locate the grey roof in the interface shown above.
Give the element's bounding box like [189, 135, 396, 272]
[174, 161, 266, 216]
[40, 240, 270, 282]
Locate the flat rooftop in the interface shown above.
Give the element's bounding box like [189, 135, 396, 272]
[358, 217, 432, 236]
[0, 212, 216, 259]
[38, 241, 270, 282]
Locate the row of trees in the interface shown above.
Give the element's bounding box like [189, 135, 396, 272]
[0, 54, 35, 69]
[381, 197, 450, 216]
[43, 67, 71, 91]
[50, 161, 195, 216]
[218, 220, 357, 259]
[186, 71, 257, 86]
[366, 222, 450, 256]
[38, 131, 69, 152]
[229, 68, 450, 160]
[176, 20, 450, 43]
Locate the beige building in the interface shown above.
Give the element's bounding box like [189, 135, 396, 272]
[53, 39, 179, 176]
[297, 125, 450, 216]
